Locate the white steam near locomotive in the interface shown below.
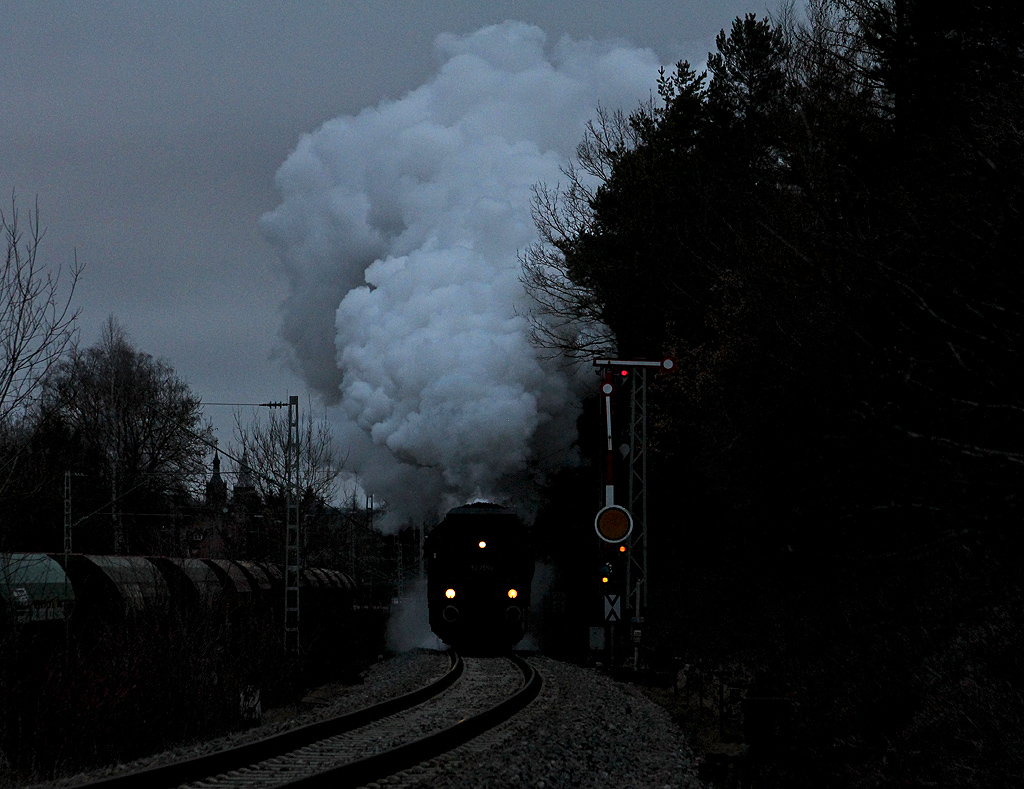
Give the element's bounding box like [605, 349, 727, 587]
[262, 22, 661, 526]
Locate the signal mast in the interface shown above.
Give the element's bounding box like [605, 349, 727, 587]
[592, 355, 675, 663]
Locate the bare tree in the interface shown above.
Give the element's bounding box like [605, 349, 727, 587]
[1, 195, 83, 490]
[229, 400, 344, 506]
[518, 107, 644, 361]
[43, 318, 212, 553]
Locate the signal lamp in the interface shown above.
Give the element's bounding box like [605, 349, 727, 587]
[507, 589, 518, 599]
[445, 588, 456, 599]
[619, 545, 626, 553]
[478, 540, 487, 549]
[601, 576, 610, 584]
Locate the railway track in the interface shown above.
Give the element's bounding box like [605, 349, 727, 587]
[73, 651, 541, 789]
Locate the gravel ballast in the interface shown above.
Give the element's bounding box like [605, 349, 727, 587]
[378, 655, 705, 789]
[28, 651, 704, 789]
[28, 651, 451, 788]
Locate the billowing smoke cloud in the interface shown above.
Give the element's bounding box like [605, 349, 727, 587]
[261, 22, 661, 526]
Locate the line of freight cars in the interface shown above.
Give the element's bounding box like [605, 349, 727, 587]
[0, 553, 355, 645]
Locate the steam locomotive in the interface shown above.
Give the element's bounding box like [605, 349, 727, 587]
[425, 503, 533, 652]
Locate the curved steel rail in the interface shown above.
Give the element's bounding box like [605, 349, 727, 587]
[75, 651, 464, 789]
[281, 651, 542, 788]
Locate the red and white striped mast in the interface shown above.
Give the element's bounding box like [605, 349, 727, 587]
[592, 355, 675, 655]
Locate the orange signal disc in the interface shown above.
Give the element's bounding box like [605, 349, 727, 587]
[594, 505, 632, 543]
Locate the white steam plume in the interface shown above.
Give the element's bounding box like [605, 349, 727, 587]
[262, 22, 661, 527]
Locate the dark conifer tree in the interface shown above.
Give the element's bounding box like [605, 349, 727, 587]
[524, 3, 1024, 547]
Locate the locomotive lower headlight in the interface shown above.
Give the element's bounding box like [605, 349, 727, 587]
[445, 588, 456, 599]
[507, 589, 518, 599]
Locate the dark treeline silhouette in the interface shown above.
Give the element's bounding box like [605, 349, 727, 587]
[526, 2, 1024, 785]
[527, 0, 1023, 547]
[7, 317, 212, 555]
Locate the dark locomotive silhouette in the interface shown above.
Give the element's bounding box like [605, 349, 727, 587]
[425, 502, 534, 651]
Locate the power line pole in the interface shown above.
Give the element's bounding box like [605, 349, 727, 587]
[625, 365, 649, 618]
[64, 470, 72, 560]
[284, 395, 301, 654]
[191, 398, 305, 654]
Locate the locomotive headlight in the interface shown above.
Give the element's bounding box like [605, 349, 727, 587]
[478, 540, 487, 549]
[445, 588, 456, 599]
[507, 588, 518, 599]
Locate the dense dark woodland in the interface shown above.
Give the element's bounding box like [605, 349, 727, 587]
[528, 1, 1024, 785]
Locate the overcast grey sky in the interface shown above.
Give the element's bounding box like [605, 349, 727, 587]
[1, 1, 762, 479]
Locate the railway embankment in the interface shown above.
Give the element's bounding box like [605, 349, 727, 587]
[17, 651, 707, 789]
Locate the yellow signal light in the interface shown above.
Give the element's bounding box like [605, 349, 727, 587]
[601, 576, 610, 584]
[445, 588, 456, 599]
[618, 545, 626, 553]
[478, 541, 487, 549]
[507, 589, 518, 599]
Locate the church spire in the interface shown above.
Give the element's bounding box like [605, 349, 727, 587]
[236, 448, 254, 490]
[205, 451, 228, 510]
